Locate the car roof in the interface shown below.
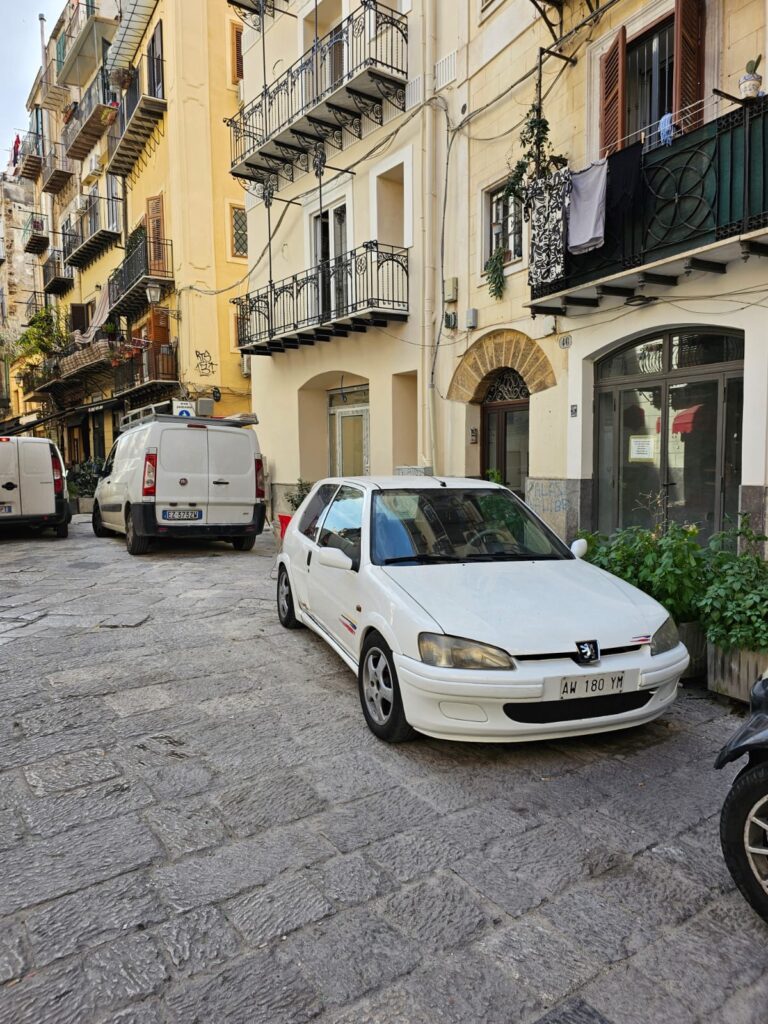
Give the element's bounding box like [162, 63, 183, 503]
[320, 476, 504, 491]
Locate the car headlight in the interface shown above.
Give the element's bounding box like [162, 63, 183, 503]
[418, 633, 514, 670]
[651, 617, 679, 656]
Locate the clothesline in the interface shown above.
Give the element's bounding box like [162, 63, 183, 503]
[608, 93, 726, 154]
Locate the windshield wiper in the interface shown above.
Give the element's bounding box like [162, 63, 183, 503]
[460, 552, 562, 562]
[381, 554, 464, 565]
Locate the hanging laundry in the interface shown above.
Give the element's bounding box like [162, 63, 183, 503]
[659, 113, 675, 146]
[12, 134, 20, 167]
[606, 141, 643, 220]
[568, 159, 607, 254]
[523, 168, 572, 289]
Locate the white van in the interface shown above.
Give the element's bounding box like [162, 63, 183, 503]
[0, 435, 70, 538]
[93, 411, 266, 555]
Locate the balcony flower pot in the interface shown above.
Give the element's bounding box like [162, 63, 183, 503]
[707, 644, 768, 703]
[739, 74, 762, 99]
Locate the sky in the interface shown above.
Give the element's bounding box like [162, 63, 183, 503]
[0, 0, 64, 167]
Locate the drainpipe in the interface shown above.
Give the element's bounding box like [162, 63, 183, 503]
[423, 0, 437, 472]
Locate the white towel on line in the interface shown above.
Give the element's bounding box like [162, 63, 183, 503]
[568, 158, 607, 254]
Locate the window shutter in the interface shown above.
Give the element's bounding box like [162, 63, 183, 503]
[146, 195, 165, 274]
[232, 24, 243, 83]
[148, 306, 170, 344]
[674, 0, 704, 130]
[599, 27, 627, 158]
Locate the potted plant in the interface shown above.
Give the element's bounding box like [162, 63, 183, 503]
[109, 66, 135, 91]
[699, 524, 768, 701]
[280, 478, 312, 539]
[740, 55, 763, 99]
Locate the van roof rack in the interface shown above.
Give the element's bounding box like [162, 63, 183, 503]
[119, 402, 259, 431]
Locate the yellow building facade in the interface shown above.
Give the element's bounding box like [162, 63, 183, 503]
[235, 0, 768, 541]
[15, 0, 252, 465]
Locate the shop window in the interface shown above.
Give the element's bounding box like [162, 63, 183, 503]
[231, 206, 248, 258]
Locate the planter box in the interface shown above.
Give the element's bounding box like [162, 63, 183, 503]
[679, 622, 706, 679]
[707, 643, 768, 702]
[79, 497, 95, 515]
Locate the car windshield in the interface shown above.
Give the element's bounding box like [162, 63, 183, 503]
[371, 488, 571, 565]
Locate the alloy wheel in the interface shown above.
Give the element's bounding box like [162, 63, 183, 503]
[744, 793, 768, 895]
[362, 647, 394, 725]
[278, 571, 291, 620]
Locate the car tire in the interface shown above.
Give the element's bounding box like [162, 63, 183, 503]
[125, 507, 150, 556]
[54, 521, 68, 539]
[721, 761, 768, 924]
[358, 631, 416, 743]
[92, 503, 109, 538]
[277, 565, 301, 629]
[232, 535, 256, 551]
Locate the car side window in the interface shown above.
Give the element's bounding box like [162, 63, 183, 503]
[318, 485, 364, 567]
[102, 441, 119, 476]
[298, 483, 339, 541]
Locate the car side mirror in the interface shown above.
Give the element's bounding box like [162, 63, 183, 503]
[317, 547, 354, 571]
[570, 538, 588, 559]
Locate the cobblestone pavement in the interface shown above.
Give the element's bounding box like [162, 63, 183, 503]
[1, 516, 767, 1024]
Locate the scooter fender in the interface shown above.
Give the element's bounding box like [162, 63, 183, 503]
[715, 676, 768, 770]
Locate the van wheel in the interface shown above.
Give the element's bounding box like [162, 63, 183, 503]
[232, 535, 256, 551]
[125, 508, 150, 556]
[92, 504, 109, 538]
[54, 522, 68, 539]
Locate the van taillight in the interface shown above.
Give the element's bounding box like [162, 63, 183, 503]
[255, 458, 265, 500]
[142, 452, 158, 497]
[51, 450, 64, 496]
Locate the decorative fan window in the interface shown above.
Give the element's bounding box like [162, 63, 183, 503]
[484, 368, 530, 403]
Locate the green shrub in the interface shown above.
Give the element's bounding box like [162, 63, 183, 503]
[699, 522, 768, 651]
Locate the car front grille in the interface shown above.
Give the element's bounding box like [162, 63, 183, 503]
[513, 644, 643, 665]
[503, 690, 654, 724]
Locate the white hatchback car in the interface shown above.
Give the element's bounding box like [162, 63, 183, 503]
[277, 477, 690, 743]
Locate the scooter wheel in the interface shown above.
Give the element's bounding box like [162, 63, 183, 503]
[721, 761, 768, 924]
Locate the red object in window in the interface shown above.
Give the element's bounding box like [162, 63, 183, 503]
[278, 513, 292, 540]
[255, 458, 265, 500]
[51, 449, 64, 496]
[142, 451, 157, 497]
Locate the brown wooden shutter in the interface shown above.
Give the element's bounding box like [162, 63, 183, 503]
[599, 27, 627, 158]
[148, 306, 170, 344]
[146, 195, 165, 274]
[674, 0, 704, 131]
[232, 24, 243, 84]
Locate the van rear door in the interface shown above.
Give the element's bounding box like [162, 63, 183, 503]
[207, 427, 255, 525]
[19, 440, 56, 516]
[0, 437, 21, 518]
[155, 424, 209, 524]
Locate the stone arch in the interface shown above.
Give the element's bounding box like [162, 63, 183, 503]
[447, 329, 557, 403]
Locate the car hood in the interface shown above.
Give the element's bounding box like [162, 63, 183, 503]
[382, 558, 666, 655]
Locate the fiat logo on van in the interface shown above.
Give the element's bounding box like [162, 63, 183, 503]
[179, 477, 188, 486]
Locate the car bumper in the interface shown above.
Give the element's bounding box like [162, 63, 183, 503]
[134, 503, 266, 539]
[393, 643, 689, 742]
[0, 496, 71, 529]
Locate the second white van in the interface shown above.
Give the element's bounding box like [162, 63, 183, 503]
[93, 411, 266, 555]
[0, 435, 70, 538]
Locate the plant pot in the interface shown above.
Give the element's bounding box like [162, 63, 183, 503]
[707, 643, 768, 702]
[278, 513, 292, 539]
[679, 621, 706, 679]
[739, 73, 763, 99]
[68, 497, 79, 515]
[78, 496, 95, 515]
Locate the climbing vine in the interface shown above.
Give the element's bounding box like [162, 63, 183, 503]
[484, 245, 507, 301]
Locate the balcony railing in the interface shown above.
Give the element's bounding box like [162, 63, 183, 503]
[234, 240, 409, 353]
[108, 236, 174, 318]
[41, 145, 75, 195]
[22, 213, 50, 255]
[229, 0, 407, 185]
[23, 293, 46, 326]
[114, 343, 178, 395]
[530, 96, 768, 304]
[63, 71, 118, 160]
[18, 132, 44, 180]
[59, 2, 116, 88]
[107, 55, 167, 177]
[63, 194, 121, 269]
[42, 251, 75, 296]
[41, 55, 71, 111]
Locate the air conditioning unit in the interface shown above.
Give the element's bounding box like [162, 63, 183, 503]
[81, 152, 101, 185]
[74, 194, 90, 214]
[240, 353, 251, 377]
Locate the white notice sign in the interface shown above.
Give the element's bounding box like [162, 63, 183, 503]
[173, 400, 196, 417]
[629, 435, 655, 463]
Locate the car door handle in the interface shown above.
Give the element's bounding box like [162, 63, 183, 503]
[307, 551, 312, 566]
[212, 480, 229, 486]
[1, 482, 17, 490]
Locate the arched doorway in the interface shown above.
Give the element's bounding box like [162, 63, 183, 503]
[481, 367, 530, 498]
[594, 328, 744, 539]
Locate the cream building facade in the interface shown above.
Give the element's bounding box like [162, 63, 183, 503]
[233, 0, 767, 542]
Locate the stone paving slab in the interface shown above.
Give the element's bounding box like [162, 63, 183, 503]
[0, 518, 765, 1022]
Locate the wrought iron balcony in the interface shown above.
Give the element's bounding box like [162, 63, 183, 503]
[108, 236, 174, 319]
[41, 145, 75, 195]
[529, 96, 768, 309]
[63, 194, 122, 269]
[23, 292, 46, 326]
[234, 240, 408, 354]
[229, 0, 407, 188]
[107, 55, 167, 177]
[63, 71, 118, 160]
[226, 0, 290, 24]
[41, 55, 71, 112]
[18, 133, 44, 180]
[42, 251, 75, 296]
[58, 1, 117, 88]
[114, 342, 178, 396]
[22, 213, 50, 255]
